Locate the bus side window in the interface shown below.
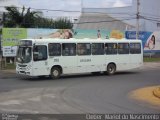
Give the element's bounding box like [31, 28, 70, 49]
[118, 43, 129, 54]
[77, 44, 84, 55]
[62, 43, 76, 56]
[92, 43, 104, 55]
[48, 43, 61, 56]
[105, 43, 117, 55]
[130, 43, 141, 54]
[33, 45, 47, 61]
[77, 43, 91, 55]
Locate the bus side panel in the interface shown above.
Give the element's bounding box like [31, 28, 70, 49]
[60, 56, 78, 74]
[77, 56, 91, 73]
[130, 53, 143, 69]
[89, 55, 106, 72]
[47, 56, 78, 74]
[115, 54, 131, 71]
[105, 55, 118, 70]
[32, 60, 50, 76]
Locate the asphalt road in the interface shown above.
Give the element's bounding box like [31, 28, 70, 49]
[0, 63, 160, 114]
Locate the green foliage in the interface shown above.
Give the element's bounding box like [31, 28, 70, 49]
[54, 18, 73, 29]
[144, 57, 160, 62]
[34, 17, 55, 28]
[6, 63, 16, 69]
[3, 6, 39, 28]
[3, 6, 73, 29]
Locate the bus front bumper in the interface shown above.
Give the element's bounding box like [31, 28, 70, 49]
[16, 70, 31, 76]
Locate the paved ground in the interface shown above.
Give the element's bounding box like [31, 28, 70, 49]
[1, 62, 160, 77]
[0, 62, 159, 114]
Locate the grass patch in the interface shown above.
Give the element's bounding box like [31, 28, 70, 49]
[5, 63, 16, 69]
[0, 61, 16, 69]
[144, 57, 160, 62]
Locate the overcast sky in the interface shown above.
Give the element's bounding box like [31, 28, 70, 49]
[18, 0, 132, 18]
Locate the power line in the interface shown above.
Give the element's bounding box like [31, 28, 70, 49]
[140, 15, 160, 20]
[0, 6, 81, 13]
[140, 16, 160, 22]
[1, 5, 160, 21]
[0, 5, 136, 15]
[1, 5, 160, 25]
[81, 11, 136, 16]
[140, 12, 160, 18]
[2, 17, 136, 26]
[136, 0, 140, 39]
[76, 18, 136, 24]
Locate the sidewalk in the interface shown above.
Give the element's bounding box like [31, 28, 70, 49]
[130, 86, 160, 108]
[130, 62, 160, 107]
[142, 62, 160, 69]
[0, 62, 160, 107]
[0, 69, 16, 79]
[153, 87, 160, 99]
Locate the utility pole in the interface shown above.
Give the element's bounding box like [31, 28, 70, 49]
[136, 0, 140, 39]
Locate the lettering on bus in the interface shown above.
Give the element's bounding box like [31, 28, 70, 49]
[54, 58, 59, 62]
[80, 59, 91, 62]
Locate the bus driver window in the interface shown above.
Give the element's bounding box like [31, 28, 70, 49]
[33, 45, 47, 61]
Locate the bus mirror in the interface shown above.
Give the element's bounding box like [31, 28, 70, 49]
[33, 43, 36, 51]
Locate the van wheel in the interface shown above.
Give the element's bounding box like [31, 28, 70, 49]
[107, 63, 116, 75]
[51, 67, 61, 79]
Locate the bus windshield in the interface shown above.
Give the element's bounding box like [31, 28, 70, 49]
[17, 47, 32, 63]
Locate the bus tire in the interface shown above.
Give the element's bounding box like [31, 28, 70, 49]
[51, 67, 61, 79]
[107, 63, 116, 75]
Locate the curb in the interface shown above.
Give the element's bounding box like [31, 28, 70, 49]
[0, 69, 16, 74]
[153, 87, 160, 99]
[0, 70, 16, 79]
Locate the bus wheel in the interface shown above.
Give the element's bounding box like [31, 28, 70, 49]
[107, 63, 116, 75]
[51, 67, 61, 79]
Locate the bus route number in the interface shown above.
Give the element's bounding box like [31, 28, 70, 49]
[54, 58, 59, 62]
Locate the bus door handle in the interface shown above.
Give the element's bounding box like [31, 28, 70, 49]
[77, 66, 81, 67]
[91, 65, 95, 66]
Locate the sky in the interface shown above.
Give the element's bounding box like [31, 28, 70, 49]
[18, 0, 132, 17]
[17, 0, 132, 18]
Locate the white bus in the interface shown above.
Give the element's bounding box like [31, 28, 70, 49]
[16, 38, 143, 79]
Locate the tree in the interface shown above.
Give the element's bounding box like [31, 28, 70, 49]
[54, 18, 73, 29]
[22, 7, 40, 28]
[4, 6, 40, 28]
[34, 17, 55, 28]
[3, 6, 73, 29]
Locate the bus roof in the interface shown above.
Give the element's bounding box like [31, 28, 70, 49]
[20, 38, 142, 44]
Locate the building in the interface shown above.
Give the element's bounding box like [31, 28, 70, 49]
[75, 12, 134, 30]
[76, 0, 160, 32]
